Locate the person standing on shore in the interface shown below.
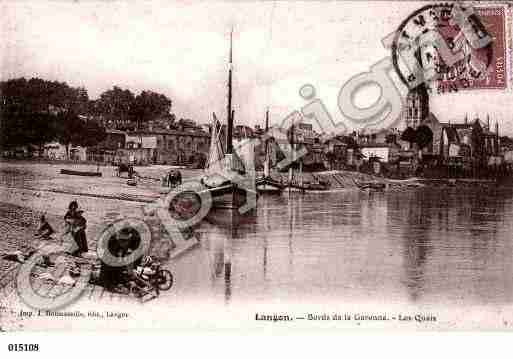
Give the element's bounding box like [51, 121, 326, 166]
[73, 209, 88, 256]
[64, 201, 78, 233]
[64, 201, 88, 257]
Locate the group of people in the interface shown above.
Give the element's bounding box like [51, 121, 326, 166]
[36, 201, 157, 293]
[36, 200, 88, 258]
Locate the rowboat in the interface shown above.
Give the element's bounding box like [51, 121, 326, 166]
[60, 169, 102, 177]
[256, 177, 284, 194]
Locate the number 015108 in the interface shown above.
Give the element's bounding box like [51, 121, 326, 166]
[8, 344, 39, 352]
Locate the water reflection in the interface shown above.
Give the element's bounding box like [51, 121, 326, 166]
[197, 186, 513, 306]
[3, 164, 513, 307]
[387, 187, 513, 304]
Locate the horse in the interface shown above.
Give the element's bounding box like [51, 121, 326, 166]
[166, 170, 182, 188]
[116, 163, 135, 178]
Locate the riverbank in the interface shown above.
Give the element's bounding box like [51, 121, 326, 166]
[0, 161, 210, 324]
[266, 170, 423, 192]
[0, 161, 501, 209]
[266, 169, 503, 192]
[2, 160, 513, 331]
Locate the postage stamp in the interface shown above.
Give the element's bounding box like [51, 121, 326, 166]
[449, 5, 508, 90]
[392, 3, 510, 94]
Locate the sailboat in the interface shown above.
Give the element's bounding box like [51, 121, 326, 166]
[282, 124, 329, 194]
[256, 108, 284, 194]
[199, 30, 258, 226]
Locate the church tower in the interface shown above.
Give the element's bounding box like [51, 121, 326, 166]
[403, 84, 429, 129]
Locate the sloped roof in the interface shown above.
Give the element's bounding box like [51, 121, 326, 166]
[128, 129, 209, 137]
[423, 112, 440, 125]
[360, 142, 400, 149]
[482, 129, 497, 137]
[439, 119, 482, 130]
[442, 126, 459, 143]
[106, 129, 126, 134]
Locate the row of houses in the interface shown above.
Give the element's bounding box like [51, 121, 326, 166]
[9, 126, 210, 167]
[86, 127, 210, 166]
[353, 86, 503, 170]
[4, 90, 509, 177]
[357, 116, 500, 162]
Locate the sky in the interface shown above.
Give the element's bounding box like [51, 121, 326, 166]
[1, 1, 512, 134]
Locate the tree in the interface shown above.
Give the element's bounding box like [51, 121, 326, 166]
[132, 90, 172, 127]
[54, 114, 107, 158]
[415, 125, 433, 150]
[27, 113, 58, 153]
[401, 127, 417, 145]
[55, 113, 85, 158]
[80, 120, 107, 148]
[96, 86, 135, 129]
[1, 78, 88, 151]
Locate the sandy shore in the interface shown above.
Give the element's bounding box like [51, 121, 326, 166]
[0, 162, 208, 330]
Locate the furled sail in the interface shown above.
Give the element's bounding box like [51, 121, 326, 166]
[203, 113, 246, 188]
[205, 112, 225, 176]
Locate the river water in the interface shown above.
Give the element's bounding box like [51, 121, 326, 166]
[198, 186, 513, 307]
[2, 162, 513, 329]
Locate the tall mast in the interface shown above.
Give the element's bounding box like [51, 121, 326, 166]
[288, 122, 295, 192]
[264, 108, 270, 177]
[226, 28, 234, 155]
[265, 107, 269, 132]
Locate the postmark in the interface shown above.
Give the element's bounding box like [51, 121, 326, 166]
[392, 3, 508, 94]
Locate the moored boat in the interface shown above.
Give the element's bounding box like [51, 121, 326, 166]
[283, 180, 329, 193]
[60, 169, 102, 177]
[199, 30, 258, 226]
[256, 177, 284, 194]
[282, 123, 329, 194]
[256, 108, 284, 195]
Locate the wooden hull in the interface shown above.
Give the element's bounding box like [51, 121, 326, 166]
[256, 177, 284, 195]
[282, 183, 329, 193]
[209, 184, 247, 209]
[60, 169, 102, 177]
[200, 183, 258, 228]
[359, 182, 386, 191]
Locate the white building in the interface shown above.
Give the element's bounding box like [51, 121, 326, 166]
[360, 143, 399, 163]
[44, 142, 87, 161]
